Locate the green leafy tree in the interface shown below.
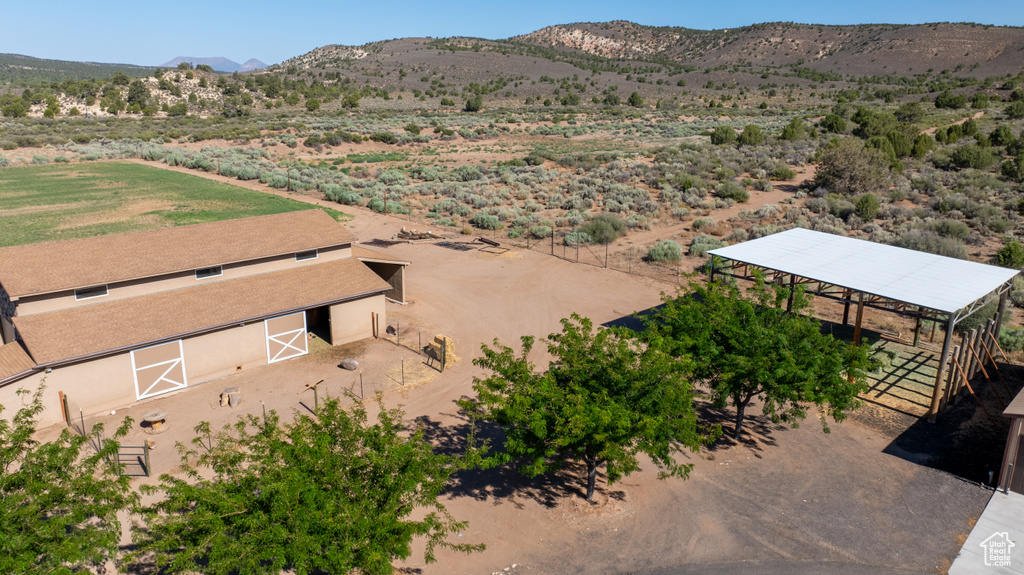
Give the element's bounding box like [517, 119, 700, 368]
[305, 98, 321, 111]
[935, 91, 968, 109]
[464, 95, 483, 112]
[126, 79, 150, 108]
[820, 114, 846, 133]
[895, 101, 924, 123]
[1, 387, 138, 574]
[780, 117, 806, 140]
[2, 101, 27, 117]
[646, 277, 873, 439]
[129, 397, 482, 575]
[627, 91, 644, 108]
[738, 124, 765, 146]
[1007, 100, 1024, 120]
[710, 125, 736, 145]
[815, 138, 890, 195]
[996, 240, 1024, 269]
[854, 193, 880, 221]
[462, 314, 714, 502]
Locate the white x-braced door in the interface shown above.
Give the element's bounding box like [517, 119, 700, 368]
[131, 340, 188, 400]
[265, 312, 308, 364]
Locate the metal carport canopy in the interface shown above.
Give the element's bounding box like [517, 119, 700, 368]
[708, 228, 1018, 315]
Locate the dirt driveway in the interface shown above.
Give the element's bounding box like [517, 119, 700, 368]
[59, 171, 991, 575]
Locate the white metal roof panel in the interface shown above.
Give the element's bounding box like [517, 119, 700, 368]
[708, 228, 1018, 314]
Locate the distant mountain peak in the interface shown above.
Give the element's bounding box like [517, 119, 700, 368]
[158, 56, 267, 73]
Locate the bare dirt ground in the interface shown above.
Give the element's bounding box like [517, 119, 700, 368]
[42, 181, 1006, 574]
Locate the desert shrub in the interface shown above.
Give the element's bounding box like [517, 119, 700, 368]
[854, 194, 880, 221]
[369, 132, 398, 144]
[31, 155, 49, 164]
[725, 228, 749, 243]
[692, 217, 716, 231]
[780, 117, 806, 140]
[1007, 100, 1024, 120]
[563, 231, 592, 246]
[470, 211, 500, 230]
[772, 164, 796, 180]
[454, 165, 483, 181]
[815, 138, 889, 195]
[954, 299, 998, 333]
[950, 144, 996, 170]
[529, 225, 551, 239]
[934, 91, 968, 109]
[689, 234, 726, 257]
[1002, 155, 1024, 182]
[755, 204, 782, 219]
[996, 241, 1024, 269]
[579, 213, 626, 244]
[715, 181, 749, 202]
[820, 114, 846, 133]
[647, 240, 682, 262]
[999, 325, 1024, 352]
[891, 229, 967, 259]
[378, 169, 406, 185]
[1010, 277, 1024, 308]
[53, 156, 69, 163]
[0, 156, 9, 167]
[990, 125, 1016, 147]
[911, 134, 936, 158]
[710, 126, 736, 145]
[924, 219, 970, 241]
[738, 124, 765, 146]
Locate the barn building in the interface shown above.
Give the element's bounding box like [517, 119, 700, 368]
[0, 210, 407, 427]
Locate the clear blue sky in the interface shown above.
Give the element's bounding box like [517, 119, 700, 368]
[4, 0, 1022, 66]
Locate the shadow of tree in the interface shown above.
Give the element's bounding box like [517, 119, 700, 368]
[697, 401, 785, 457]
[413, 407, 594, 509]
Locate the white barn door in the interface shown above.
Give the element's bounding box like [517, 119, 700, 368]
[265, 312, 308, 364]
[131, 340, 188, 400]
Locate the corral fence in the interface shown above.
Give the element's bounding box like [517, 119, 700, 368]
[460, 226, 687, 285]
[940, 317, 1016, 417]
[60, 391, 151, 477]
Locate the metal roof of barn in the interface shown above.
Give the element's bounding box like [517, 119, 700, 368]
[708, 228, 1018, 315]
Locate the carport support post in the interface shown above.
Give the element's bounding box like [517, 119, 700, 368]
[852, 292, 865, 346]
[786, 274, 795, 312]
[913, 307, 923, 347]
[842, 289, 851, 325]
[995, 289, 1009, 339]
[928, 314, 957, 422]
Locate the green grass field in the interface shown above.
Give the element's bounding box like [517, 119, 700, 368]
[0, 162, 348, 247]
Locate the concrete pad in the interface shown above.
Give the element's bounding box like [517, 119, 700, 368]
[950, 490, 1024, 575]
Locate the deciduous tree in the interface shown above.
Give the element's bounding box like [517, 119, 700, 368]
[463, 314, 714, 502]
[645, 277, 873, 440]
[129, 397, 482, 575]
[0, 387, 137, 574]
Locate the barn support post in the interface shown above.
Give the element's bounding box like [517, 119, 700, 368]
[708, 258, 715, 282]
[928, 314, 956, 422]
[998, 419, 1022, 492]
[852, 292, 865, 346]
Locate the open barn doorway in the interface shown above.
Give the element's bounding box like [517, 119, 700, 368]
[306, 306, 332, 345]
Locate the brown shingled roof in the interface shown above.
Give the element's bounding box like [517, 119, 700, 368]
[14, 257, 389, 366]
[352, 246, 411, 265]
[0, 210, 355, 298]
[0, 341, 35, 384]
